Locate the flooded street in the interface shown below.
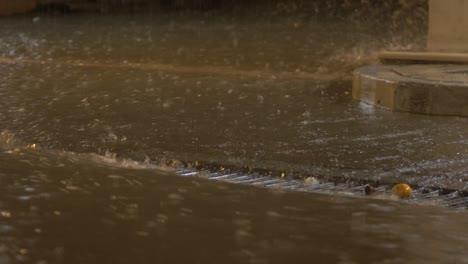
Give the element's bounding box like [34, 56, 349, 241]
[0, 11, 467, 263]
[1, 150, 468, 264]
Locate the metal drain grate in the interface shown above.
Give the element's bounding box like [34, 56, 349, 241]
[175, 167, 468, 210]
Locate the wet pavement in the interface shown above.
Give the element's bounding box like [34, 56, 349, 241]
[0, 13, 467, 264]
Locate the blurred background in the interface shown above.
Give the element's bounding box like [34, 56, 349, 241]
[1, 0, 428, 28]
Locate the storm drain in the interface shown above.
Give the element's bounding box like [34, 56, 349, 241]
[175, 167, 468, 210]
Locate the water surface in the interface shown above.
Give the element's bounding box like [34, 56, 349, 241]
[0, 13, 467, 264]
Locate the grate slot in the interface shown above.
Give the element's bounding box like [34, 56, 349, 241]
[252, 179, 283, 186]
[226, 175, 254, 183]
[443, 196, 468, 207]
[284, 183, 304, 190]
[411, 190, 440, 201]
[298, 182, 335, 192]
[236, 176, 271, 184]
[265, 180, 300, 188]
[208, 173, 240, 180]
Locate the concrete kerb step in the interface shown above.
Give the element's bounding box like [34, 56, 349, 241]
[352, 64, 468, 117]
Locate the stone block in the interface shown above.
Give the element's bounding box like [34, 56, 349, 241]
[353, 64, 468, 117]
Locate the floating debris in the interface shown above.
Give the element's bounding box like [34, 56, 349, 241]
[1, 211, 12, 218]
[364, 185, 375, 195]
[391, 183, 413, 199]
[304, 177, 320, 186]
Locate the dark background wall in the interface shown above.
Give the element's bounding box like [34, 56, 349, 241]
[29, 0, 427, 37]
[1, 0, 427, 20]
[30, 0, 426, 17]
[1, 0, 428, 38]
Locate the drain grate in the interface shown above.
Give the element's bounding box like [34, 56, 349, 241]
[175, 165, 468, 210]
